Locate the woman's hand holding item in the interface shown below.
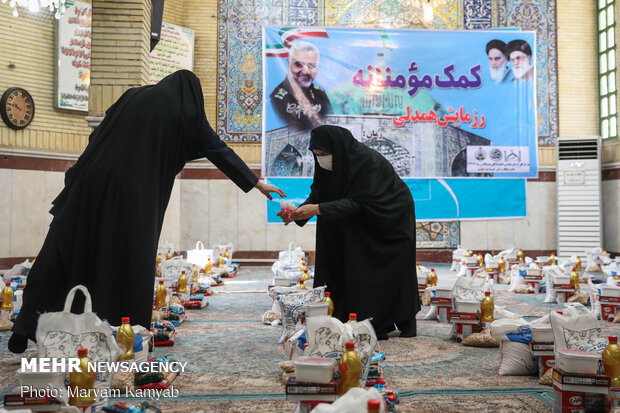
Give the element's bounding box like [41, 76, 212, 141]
[278, 201, 296, 225]
[255, 180, 286, 200]
[290, 204, 320, 221]
[276, 210, 294, 225]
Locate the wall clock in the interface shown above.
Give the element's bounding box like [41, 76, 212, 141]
[1, 87, 35, 130]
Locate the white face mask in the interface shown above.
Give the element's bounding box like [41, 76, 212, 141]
[316, 154, 333, 171]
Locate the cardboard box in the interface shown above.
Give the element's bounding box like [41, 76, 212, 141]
[601, 304, 618, 321]
[455, 323, 474, 343]
[526, 268, 543, 277]
[552, 369, 610, 394]
[538, 355, 556, 377]
[552, 386, 585, 413]
[530, 341, 555, 355]
[285, 378, 338, 402]
[3, 390, 63, 412]
[297, 401, 332, 413]
[450, 312, 479, 343]
[555, 290, 574, 305]
[437, 306, 451, 324]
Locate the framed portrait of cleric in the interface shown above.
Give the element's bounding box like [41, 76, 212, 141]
[262, 27, 535, 221]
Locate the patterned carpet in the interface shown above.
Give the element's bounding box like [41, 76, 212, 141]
[4, 264, 613, 412]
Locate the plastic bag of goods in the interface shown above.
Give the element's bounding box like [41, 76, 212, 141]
[451, 246, 467, 271]
[549, 303, 608, 353]
[276, 286, 325, 343]
[305, 315, 378, 386]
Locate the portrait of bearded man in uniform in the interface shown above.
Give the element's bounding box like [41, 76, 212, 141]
[269, 41, 332, 131]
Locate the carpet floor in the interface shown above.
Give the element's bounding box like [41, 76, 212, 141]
[1, 263, 617, 412]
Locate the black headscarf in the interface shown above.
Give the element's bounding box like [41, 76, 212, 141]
[309, 125, 414, 239]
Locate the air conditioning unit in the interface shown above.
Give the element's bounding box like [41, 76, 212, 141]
[556, 136, 602, 259]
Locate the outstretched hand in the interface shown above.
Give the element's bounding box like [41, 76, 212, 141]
[255, 180, 286, 200]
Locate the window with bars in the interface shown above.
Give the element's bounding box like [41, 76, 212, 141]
[599, 0, 618, 140]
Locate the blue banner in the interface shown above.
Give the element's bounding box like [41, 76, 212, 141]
[262, 27, 534, 220]
[266, 178, 526, 222]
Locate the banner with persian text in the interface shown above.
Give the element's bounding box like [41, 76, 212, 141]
[56, 11, 194, 111]
[262, 27, 535, 221]
[56, 1, 91, 111]
[149, 22, 195, 84]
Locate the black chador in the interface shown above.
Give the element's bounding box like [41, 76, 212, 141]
[10, 71, 259, 350]
[295, 125, 420, 338]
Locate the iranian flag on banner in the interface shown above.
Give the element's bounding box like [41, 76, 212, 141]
[265, 27, 328, 57]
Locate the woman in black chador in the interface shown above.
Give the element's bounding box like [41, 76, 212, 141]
[9, 70, 284, 353]
[280, 125, 419, 340]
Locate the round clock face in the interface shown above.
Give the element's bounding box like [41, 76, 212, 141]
[1, 87, 35, 130]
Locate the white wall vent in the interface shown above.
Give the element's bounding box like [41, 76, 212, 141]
[556, 136, 602, 259]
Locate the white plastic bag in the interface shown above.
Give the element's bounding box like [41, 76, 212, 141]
[549, 303, 608, 353]
[586, 278, 602, 320]
[2, 259, 33, 285]
[305, 315, 377, 386]
[278, 242, 305, 267]
[496, 247, 518, 261]
[485, 253, 499, 269]
[312, 388, 386, 413]
[276, 286, 325, 343]
[423, 304, 438, 320]
[160, 256, 194, 279]
[543, 266, 565, 304]
[186, 241, 214, 267]
[157, 242, 175, 258]
[283, 328, 306, 360]
[586, 247, 609, 272]
[452, 275, 488, 303]
[451, 246, 467, 272]
[212, 242, 234, 263]
[36, 285, 120, 410]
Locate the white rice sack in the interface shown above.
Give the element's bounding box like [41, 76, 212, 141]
[498, 340, 537, 376]
[543, 266, 562, 303]
[509, 267, 526, 292]
[491, 318, 537, 376]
